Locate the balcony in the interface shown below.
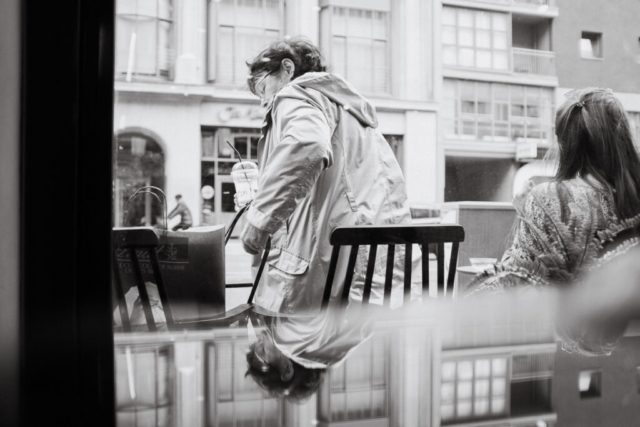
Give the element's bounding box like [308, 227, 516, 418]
[512, 48, 556, 77]
[513, 0, 555, 6]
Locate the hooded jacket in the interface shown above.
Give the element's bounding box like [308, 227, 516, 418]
[246, 72, 412, 313]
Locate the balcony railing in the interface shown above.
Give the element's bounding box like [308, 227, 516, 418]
[463, 0, 556, 6]
[513, 0, 556, 6]
[512, 48, 556, 77]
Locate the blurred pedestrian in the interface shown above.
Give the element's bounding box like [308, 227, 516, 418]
[168, 194, 193, 231]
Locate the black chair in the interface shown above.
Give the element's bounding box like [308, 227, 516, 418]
[320, 224, 465, 311]
[112, 227, 261, 332]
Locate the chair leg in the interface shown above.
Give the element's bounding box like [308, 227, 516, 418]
[248, 237, 270, 304]
[129, 247, 157, 332]
[148, 247, 175, 330]
[112, 247, 132, 333]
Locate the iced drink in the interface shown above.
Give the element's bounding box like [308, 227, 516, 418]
[231, 161, 259, 206]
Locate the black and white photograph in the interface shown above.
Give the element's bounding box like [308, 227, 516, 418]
[2, 0, 640, 426]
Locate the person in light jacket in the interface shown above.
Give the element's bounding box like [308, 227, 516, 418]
[241, 38, 412, 314]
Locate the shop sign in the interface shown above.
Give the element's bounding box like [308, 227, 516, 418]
[516, 140, 538, 160]
[217, 106, 265, 124]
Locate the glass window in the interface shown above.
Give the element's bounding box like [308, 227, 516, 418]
[200, 127, 261, 226]
[440, 356, 509, 422]
[442, 7, 509, 71]
[209, 0, 284, 85]
[328, 333, 389, 422]
[114, 133, 165, 227]
[579, 370, 602, 399]
[581, 31, 603, 59]
[115, 0, 175, 79]
[443, 79, 555, 145]
[323, 6, 390, 95]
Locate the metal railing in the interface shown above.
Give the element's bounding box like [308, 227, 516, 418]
[512, 48, 556, 76]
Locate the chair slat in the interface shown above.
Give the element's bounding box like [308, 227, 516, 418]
[437, 243, 445, 297]
[362, 244, 378, 307]
[320, 246, 341, 311]
[383, 245, 395, 308]
[421, 244, 430, 296]
[340, 245, 360, 309]
[129, 247, 157, 332]
[404, 244, 412, 305]
[447, 242, 460, 298]
[112, 247, 131, 333]
[148, 247, 175, 330]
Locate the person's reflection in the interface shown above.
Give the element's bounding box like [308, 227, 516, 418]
[245, 307, 374, 401]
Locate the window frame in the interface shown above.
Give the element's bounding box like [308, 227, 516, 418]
[115, 0, 177, 81]
[443, 79, 555, 146]
[580, 31, 603, 60]
[320, 4, 392, 97]
[441, 6, 511, 73]
[440, 355, 511, 424]
[207, 0, 286, 87]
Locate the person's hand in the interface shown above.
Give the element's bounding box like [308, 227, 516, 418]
[512, 180, 534, 217]
[240, 221, 270, 255]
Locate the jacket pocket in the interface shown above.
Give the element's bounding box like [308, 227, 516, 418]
[268, 248, 310, 276]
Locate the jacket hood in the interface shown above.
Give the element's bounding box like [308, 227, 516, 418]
[290, 72, 378, 128]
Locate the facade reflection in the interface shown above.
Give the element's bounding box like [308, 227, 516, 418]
[114, 296, 640, 426]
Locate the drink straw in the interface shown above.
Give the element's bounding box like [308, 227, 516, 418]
[226, 140, 252, 189]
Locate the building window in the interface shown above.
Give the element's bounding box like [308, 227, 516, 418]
[323, 334, 389, 422]
[511, 354, 554, 416]
[384, 135, 404, 170]
[441, 357, 509, 423]
[207, 339, 284, 426]
[201, 127, 261, 226]
[442, 7, 509, 71]
[579, 370, 602, 399]
[209, 0, 284, 86]
[115, 0, 175, 79]
[114, 132, 165, 227]
[115, 345, 173, 426]
[580, 32, 603, 59]
[443, 79, 555, 144]
[321, 6, 390, 95]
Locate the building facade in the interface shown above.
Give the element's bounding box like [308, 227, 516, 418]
[113, 0, 440, 230]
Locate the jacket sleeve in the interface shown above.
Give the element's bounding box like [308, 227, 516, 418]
[246, 97, 334, 234]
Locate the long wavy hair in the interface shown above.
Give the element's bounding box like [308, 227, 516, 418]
[554, 88, 640, 219]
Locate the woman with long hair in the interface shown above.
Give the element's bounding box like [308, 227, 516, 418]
[465, 88, 640, 354]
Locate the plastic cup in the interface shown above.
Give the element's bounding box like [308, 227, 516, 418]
[231, 161, 259, 207]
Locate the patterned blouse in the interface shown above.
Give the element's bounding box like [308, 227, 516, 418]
[464, 178, 637, 295]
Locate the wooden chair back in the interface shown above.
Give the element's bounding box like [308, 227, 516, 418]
[320, 224, 465, 311]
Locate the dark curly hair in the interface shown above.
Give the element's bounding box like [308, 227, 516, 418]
[246, 37, 327, 94]
[246, 345, 325, 402]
